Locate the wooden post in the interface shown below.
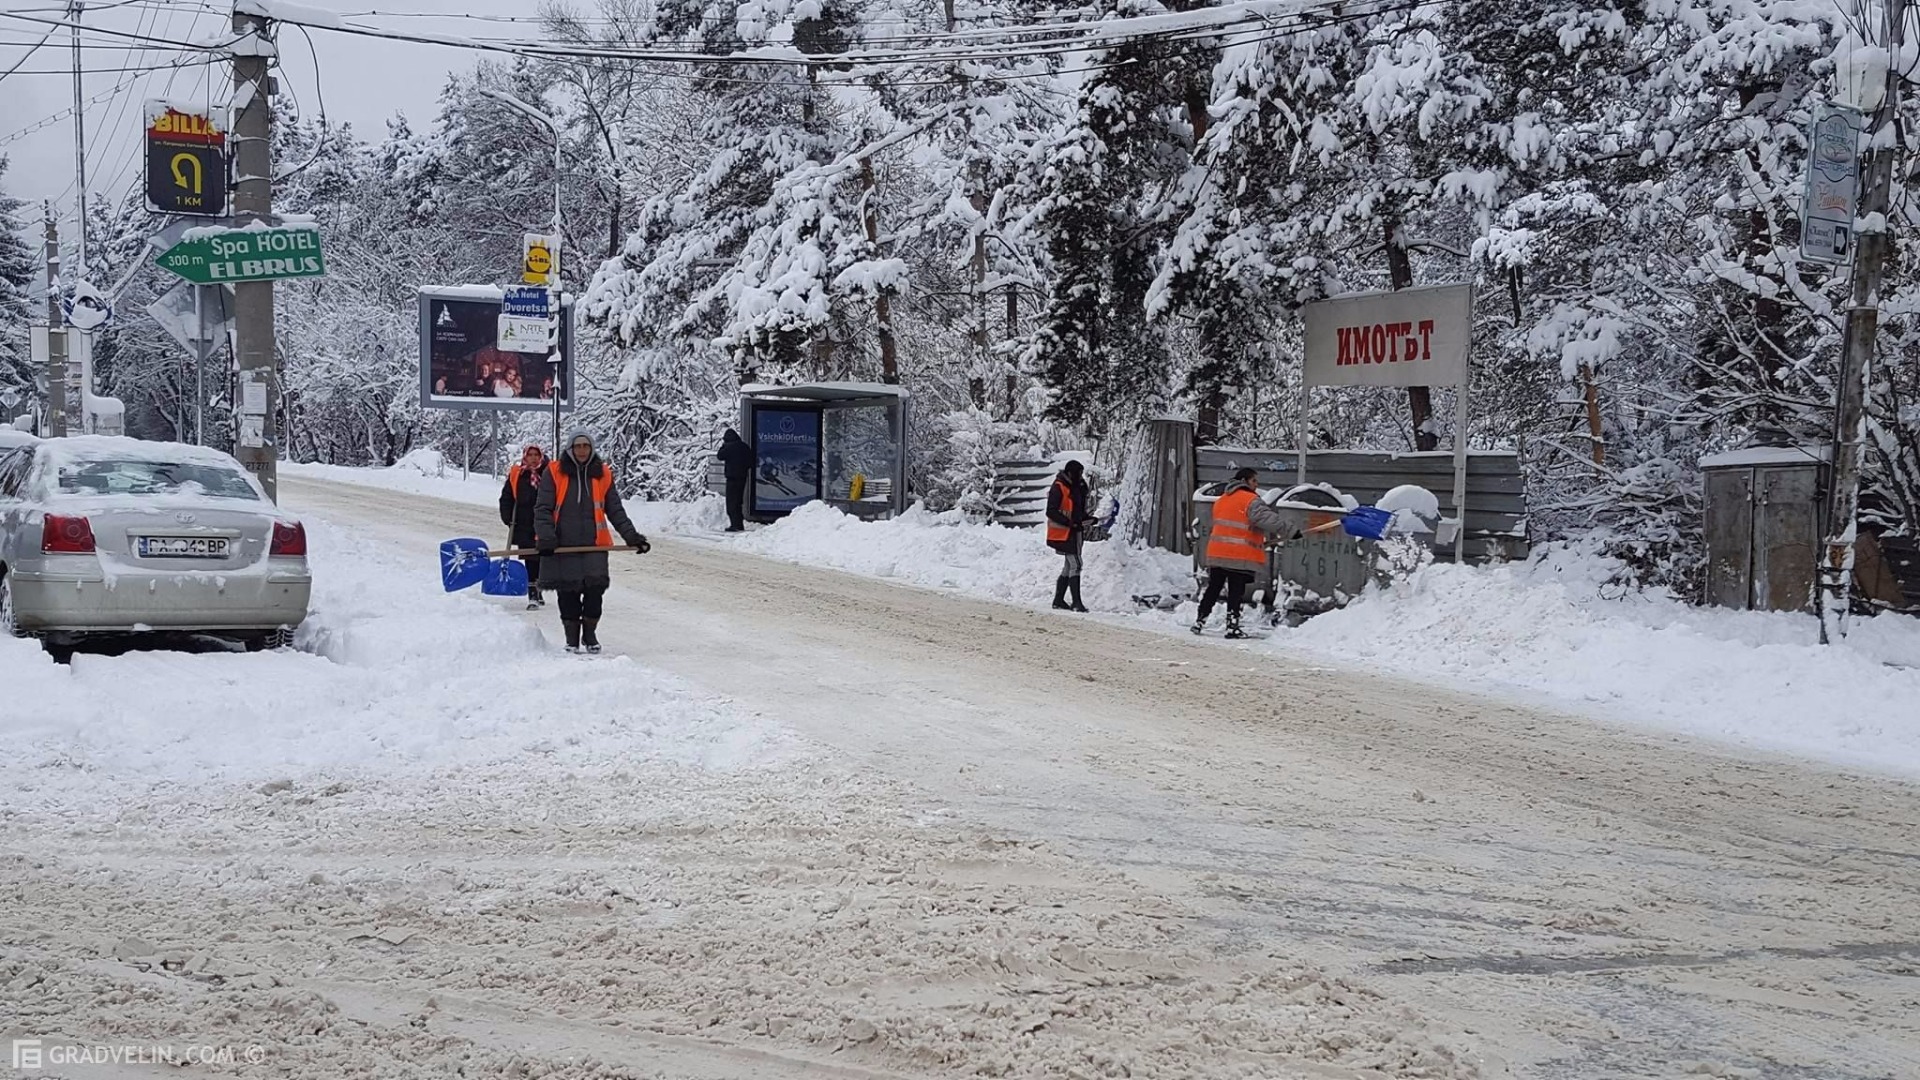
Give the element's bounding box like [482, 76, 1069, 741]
[1819, 0, 1904, 643]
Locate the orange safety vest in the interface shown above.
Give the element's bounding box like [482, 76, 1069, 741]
[547, 459, 615, 548]
[1206, 487, 1266, 569]
[506, 463, 526, 491]
[1046, 478, 1075, 544]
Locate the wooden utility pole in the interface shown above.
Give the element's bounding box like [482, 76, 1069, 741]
[1819, 0, 1905, 643]
[42, 210, 67, 438]
[858, 155, 899, 383]
[230, 7, 277, 500]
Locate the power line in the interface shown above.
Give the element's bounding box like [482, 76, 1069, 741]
[244, 0, 1379, 70]
[0, 52, 219, 149]
[0, 23, 64, 84]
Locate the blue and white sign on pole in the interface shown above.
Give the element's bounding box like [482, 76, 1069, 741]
[502, 286, 551, 318]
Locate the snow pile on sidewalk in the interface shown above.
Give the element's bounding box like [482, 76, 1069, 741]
[729, 501, 1192, 610]
[283, 449, 501, 505]
[0, 517, 787, 806]
[1264, 545, 1920, 774]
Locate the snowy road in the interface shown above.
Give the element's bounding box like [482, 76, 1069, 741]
[5, 477, 1918, 1079]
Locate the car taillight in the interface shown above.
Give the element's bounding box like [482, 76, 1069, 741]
[270, 520, 307, 557]
[41, 514, 96, 554]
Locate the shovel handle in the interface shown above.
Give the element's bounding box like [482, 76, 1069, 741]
[488, 545, 642, 557]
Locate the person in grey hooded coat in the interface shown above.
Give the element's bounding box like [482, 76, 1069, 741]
[535, 430, 650, 653]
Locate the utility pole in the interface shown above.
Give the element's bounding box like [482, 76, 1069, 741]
[69, 0, 88, 273]
[230, 7, 277, 500]
[42, 210, 67, 438]
[1819, 0, 1905, 643]
[478, 87, 565, 454]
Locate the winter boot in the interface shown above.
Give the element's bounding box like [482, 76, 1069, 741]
[527, 586, 545, 611]
[1052, 577, 1072, 610]
[1068, 576, 1088, 613]
[1190, 617, 1206, 636]
[1224, 612, 1247, 640]
[563, 619, 582, 653]
[582, 619, 602, 655]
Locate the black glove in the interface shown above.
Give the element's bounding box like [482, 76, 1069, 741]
[633, 535, 651, 554]
[537, 543, 556, 557]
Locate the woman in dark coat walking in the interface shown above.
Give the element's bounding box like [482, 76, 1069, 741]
[534, 430, 650, 653]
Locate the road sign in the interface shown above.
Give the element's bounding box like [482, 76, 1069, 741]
[522, 233, 557, 286]
[155, 226, 326, 284]
[145, 102, 227, 217]
[497, 314, 553, 353]
[502, 286, 551, 318]
[1801, 100, 1864, 266]
[147, 281, 233, 353]
[62, 281, 113, 331]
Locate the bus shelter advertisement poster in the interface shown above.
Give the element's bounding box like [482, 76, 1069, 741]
[425, 295, 570, 408]
[753, 408, 821, 514]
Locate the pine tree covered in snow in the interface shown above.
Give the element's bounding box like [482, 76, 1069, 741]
[0, 158, 38, 408]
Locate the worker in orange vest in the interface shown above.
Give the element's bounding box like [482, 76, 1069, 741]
[1194, 467, 1286, 638]
[1045, 459, 1093, 612]
[499, 443, 548, 610]
[534, 430, 651, 653]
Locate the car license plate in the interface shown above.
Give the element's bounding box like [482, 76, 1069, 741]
[138, 535, 229, 559]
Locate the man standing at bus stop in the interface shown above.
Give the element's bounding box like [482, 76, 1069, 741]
[1193, 467, 1286, 638]
[717, 428, 754, 532]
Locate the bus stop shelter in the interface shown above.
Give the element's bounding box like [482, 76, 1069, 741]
[738, 382, 910, 522]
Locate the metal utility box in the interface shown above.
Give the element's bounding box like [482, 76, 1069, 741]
[1701, 446, 1828, 613]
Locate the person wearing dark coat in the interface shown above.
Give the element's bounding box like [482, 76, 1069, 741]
[534, 430, 650, 653]
[498, 443, 548, 609]
[1045, 459, 1093, 612]
[717, 428, 755, 532]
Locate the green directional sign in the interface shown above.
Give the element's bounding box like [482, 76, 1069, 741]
[155, 226, 326, 284]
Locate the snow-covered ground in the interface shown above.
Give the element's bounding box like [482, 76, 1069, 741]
[0, 509, 786, 811]
[291, 460, 1920, 777]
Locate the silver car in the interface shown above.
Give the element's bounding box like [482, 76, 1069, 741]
[0, 437, 311, 651]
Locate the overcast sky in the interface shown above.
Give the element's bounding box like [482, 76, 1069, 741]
[1, 0, 525, 233]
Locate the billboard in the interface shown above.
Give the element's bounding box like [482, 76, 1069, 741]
[418, 286, 572, 412]
[752, 406, 821, 515]
[1301, 283, 1473, 390]
[145, 101, 227, 217]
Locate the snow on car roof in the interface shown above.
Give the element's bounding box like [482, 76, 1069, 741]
[33, 436, 251, 469]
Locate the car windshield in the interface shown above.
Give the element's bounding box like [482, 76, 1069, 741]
[55, 458, 261, 500]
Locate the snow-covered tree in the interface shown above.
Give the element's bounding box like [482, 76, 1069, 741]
[0, 158, 37, 413]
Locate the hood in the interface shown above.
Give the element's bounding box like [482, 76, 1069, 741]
[722, 428, 743, 445]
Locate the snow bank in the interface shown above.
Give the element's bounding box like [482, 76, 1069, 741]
[283, 451, 501, 506]
[0, 516, 788, 804]
[728, 501, 1192, 611]
[1245, 546, 1920, 775]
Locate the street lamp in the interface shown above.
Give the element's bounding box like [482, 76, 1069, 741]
[478, 88, 565, 454]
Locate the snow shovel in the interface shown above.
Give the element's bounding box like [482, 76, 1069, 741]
[481, 558, 530, 597]
[440, 537, 644, 592]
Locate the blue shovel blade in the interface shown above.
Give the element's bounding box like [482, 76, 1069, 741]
[1342, 506, 1393, 540]
[481, 558, 530, 596]
[440, 537, 493, 591]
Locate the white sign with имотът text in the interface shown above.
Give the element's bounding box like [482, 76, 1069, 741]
[1301, 283, 1474, 390]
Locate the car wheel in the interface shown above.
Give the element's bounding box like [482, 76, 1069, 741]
[0, 572, 20, 639]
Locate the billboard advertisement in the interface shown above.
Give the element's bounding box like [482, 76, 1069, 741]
[418, 286, 572, 412]
[752, 407, 821, 515]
